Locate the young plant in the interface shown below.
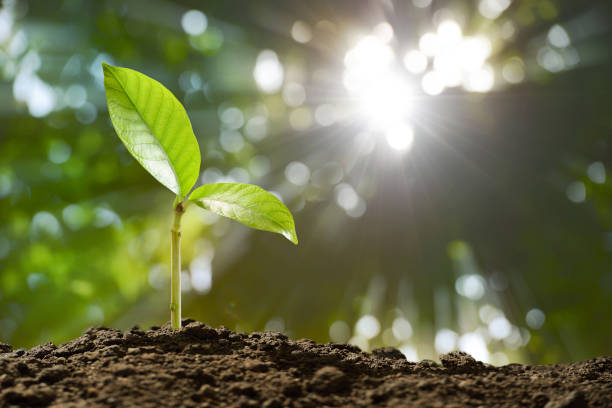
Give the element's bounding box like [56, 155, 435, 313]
[102, 63, 298, 330]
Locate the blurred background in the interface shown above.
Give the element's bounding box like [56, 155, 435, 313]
[1, 0, 611, 365]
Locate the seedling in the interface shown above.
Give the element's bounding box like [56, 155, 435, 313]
[102, 63, 298, 330]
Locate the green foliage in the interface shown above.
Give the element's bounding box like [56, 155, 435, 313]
[102, 63, 200, 197]
[190, 183, 298, 244]
[102, 62, 298, 244]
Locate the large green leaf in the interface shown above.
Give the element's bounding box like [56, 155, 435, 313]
[102, 63, 200, 197]
[189, 183, 298, 244]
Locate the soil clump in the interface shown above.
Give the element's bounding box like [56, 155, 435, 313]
[0, 319, 610, 407]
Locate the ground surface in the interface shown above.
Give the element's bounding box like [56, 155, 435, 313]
[0, 320, 610, 407]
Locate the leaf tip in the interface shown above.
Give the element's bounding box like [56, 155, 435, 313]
[283, 230, 299, 245]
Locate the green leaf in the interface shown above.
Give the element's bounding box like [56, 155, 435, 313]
[189, 183, 298, 244]
[102, 62, 200, 197]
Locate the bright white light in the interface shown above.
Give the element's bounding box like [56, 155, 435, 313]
[422, 71, 445, 95]
[392, 317, 413, 340]
[285, 161, 310, 186]
[228, 167, 250, 184]
[459, 36, 492, 72]
[346, 199, 366, 218]
[245, 115, 268, 141]
[358, 74, 412, 129]
[181, 10, 207, 36]
[566, 181, 586, 203]
[503, 326, 524, 349]
[329, 321, 351, 343]
[403, 50, 428, 74]
[14, 72, 56, 117]
[525, 308, 546, 329]
[253, 50, 284, 93]
[220, 107, 244, 130]
[491, 352, 509, 366]
[93, 207, 121, 228]
[399, 344, 419, 361]
[437, 21, 462, 46]
[502, 58, 525, 84]
[538, 47, 565, 73]
[265, 317, 285, 333]
[478, 0, 511, 20]
[488, 316, 512, 339]
[386, 122, 414, 152]
[8, 29, 28, 58]
[478, 304, 503, 324]
[219, 130, 244, 153]
[190, 255, 212, 294]
[548, 24, 571, 48]
[291, 21, 312, 43]
[458, 332, 489, 363]
[464, 64, 494, 93]
[62, 204, 87, 230]
[419, 32, 440, 56]
[587, 162, 606, 184]
[501, 21, 516, 39]
[435, 329, 458, 354]
[65, 84, 87, 109]
[48, 140, 72, 164]
[345, 35, 394, 71]
[348, 335, 369, 351]
[249, 155, 271, 178]
[343, 34, 415, 131]
[31, 211, 62, 239]
[314, 104, 337, 126]
[335, 183, 359, 211]
[373, 22, 394, 43]
[282, 82, 306, 107]
[355, 315, 380, 339]
[455, 274, 486, 300]
[433, 53, 463, 87]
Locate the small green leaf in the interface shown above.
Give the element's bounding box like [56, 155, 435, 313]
[102, 63, 200, 196]
[189, 183, 298, 244]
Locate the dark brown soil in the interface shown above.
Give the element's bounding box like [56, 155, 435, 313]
[0, 320, 610, 408]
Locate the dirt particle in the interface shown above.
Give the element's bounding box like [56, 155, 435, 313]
[544, 390, 588, 408]
[261, 397, 283, 408]
[281, 379, 303, 397]
[25, 342, 56, 359]
[371, 347, 406, 360]
[38, 365, 70, 384]
[110, 363, 135, 376]
[1, 384, 56, 406]
[309, 366, 349, 394]
[228, 382, 259, 398]
[183, 321, 219, 340]
[533, 392, 550, 407]
[198, 384, 218, 399]
[440, 351, 486, 373]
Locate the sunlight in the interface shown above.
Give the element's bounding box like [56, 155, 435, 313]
[340, 18, 501, 154]
[343, 32, 415, 150]
[356, 73, 412, 130]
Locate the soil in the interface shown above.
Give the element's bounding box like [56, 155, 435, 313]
[0, 320, 610, 408]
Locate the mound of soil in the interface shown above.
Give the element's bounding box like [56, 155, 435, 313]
[0, 320, 610, 407]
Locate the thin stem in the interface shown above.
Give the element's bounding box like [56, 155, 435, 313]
[170, 202, 185, 330]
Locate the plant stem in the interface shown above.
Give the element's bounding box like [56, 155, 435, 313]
[170, 202, 185, 330]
